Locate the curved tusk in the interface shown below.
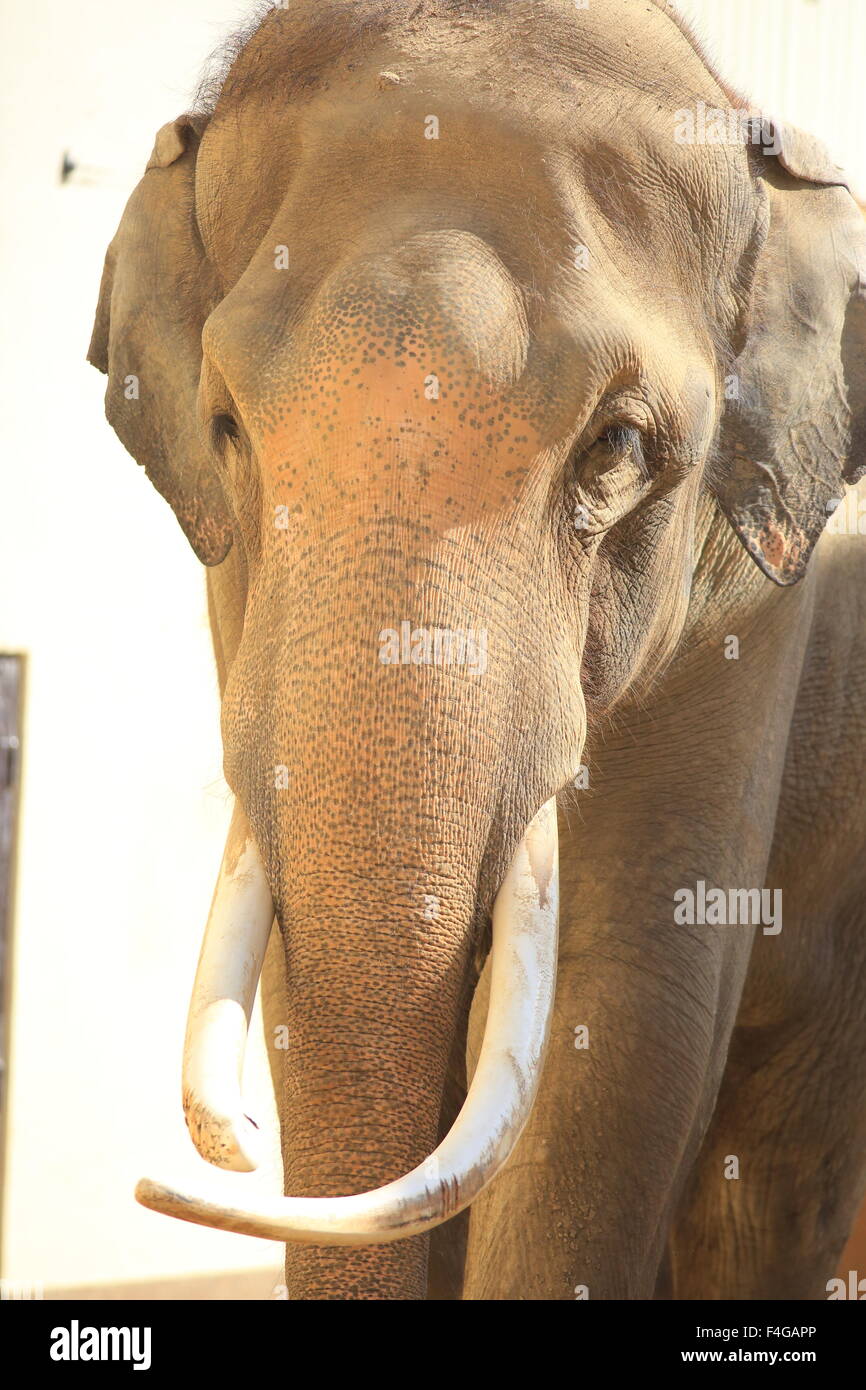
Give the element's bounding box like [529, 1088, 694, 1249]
[136, 796, 559, 1244]
[181, 801, 274, 1172]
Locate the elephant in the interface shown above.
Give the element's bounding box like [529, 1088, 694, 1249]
[88, 0, 866, 1300]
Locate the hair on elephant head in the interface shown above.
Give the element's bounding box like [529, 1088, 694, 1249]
[89, 0, 866, 1300]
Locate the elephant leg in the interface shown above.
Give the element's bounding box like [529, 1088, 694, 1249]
[463, 573, 816, 1300]
[463, 913, 753, 1300]
[462, 775, 772, 1299]
[668, 547, 866, 1300]
[668, 899, 866, 1300]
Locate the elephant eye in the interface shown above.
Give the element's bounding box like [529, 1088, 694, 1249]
[596, 424, 642, 460]
[210, 412, 241, 449]
[585, 424, 650, 480]
[601, 425, 635, 452]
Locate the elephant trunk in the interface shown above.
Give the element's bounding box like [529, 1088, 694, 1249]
[130, 214, 581, 1295]
[137, 494, 568, 1295]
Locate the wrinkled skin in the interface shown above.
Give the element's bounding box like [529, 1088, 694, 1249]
[90, 0, 866, 1299]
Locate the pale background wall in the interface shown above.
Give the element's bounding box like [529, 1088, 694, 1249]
[0, 0, 862, 1295]
[681, 0, 866, 200]
[0, 0, 283, 1294]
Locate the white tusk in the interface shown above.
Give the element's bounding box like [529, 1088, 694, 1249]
[181, 801, 274, 1172]
[136, 796, 559, 1243]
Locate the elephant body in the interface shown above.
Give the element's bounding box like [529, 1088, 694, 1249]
[91, 0, 866, 1299]
[464, 494, 866, 1299]
[211, 487, 866, 1299]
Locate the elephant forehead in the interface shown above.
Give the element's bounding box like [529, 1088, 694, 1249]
[201, 0, 729, 141]
[257, 346, 553, 527]
[195, 0, 758, 304]
[298, 230, 531, 390]
[277, 367, 533, 457]
[236, 234, 531, 425]
[207, 231, 575, 515]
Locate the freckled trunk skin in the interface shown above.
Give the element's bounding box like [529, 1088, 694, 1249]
[279, 882, 477, 1299]
[208, 498, 578, 1296]
[219, 538, 520, 1298]
[271, 715, 492, 1300]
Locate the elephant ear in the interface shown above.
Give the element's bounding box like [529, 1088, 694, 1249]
[714, 120, 866, 585]
[88, 116, 233, 566]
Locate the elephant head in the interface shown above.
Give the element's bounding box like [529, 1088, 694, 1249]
[89, 0, 866, 1298]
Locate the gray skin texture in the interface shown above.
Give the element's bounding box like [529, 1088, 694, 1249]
[89, 0, 866, 1299]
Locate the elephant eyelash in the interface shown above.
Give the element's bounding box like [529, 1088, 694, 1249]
[586, 425, 651, 480]
[601, 424, 640, 455]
